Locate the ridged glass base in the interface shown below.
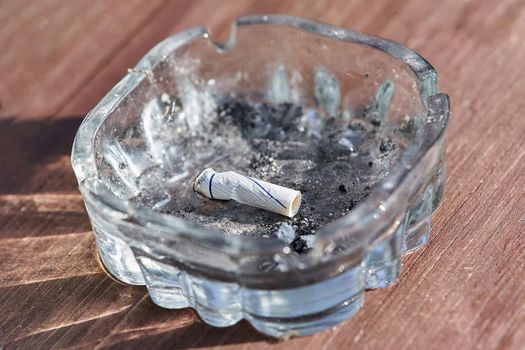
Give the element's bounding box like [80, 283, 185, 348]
[134, 257, 364, 337]
[93, 161, 445, 338]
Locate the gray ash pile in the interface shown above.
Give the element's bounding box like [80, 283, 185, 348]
[160, 98, 403, 254]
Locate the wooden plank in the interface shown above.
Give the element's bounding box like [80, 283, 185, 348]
[0, 0, 524, 349]
[0, 0, 167, 118]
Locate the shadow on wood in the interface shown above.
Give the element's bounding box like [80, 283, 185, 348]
[0, 116, 272, 349]
[0, 116, 84, 194]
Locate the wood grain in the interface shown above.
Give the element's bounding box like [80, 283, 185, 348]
[0, 0, 524, 349]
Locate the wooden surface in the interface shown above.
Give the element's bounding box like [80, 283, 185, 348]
[1, 1, 524, 349]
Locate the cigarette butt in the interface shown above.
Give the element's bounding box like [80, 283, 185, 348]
[193, 168, 302, 218]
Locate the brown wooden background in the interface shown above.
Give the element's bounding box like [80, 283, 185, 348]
[1, 1, 524, 349]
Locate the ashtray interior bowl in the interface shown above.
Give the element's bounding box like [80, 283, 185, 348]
[72, 15, 449, 338]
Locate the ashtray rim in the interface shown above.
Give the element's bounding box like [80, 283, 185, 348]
[71, 14, 450, 261]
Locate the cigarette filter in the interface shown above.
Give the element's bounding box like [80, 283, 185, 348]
[193, 168, 302, 218]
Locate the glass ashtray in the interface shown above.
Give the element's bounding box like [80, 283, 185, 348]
[72, 15, 450, 338]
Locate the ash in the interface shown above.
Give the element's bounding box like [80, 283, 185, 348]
[155, 98, 403, 254]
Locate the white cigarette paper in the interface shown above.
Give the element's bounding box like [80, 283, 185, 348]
[193, 168, 302, 218]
